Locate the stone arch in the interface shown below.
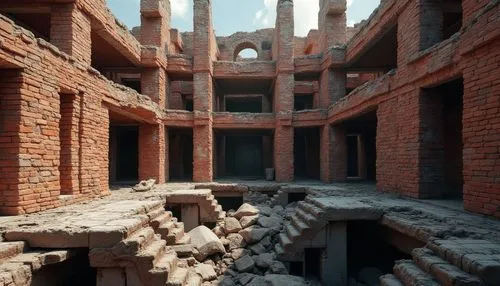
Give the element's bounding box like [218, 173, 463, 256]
[233, 41, 260, 61]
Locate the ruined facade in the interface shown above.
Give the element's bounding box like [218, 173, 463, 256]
[0, 0, 498, 219]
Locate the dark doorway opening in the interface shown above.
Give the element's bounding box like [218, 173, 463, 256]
[344, 111, 377, 181]
[109, 125, 139, 183]
[215, 196, 243, 211]
[421, 78, 463, 199]
[304, 248, 323, 279]
[294, 94, 314, 111]
[294, 127, 320, 180]
[347, 221, 418, 282]
[347, 135, 359, 177]
[225, 96, 262, 113]
[226, 136, 263, 177]
[215, 130, 273, 179]
[288, 192, 307, 204]
[31, 249, 96, 286]
[169, 128, 193, 181]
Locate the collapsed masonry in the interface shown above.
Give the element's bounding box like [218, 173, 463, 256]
[1, 183, 500, 286]
[0, 0, 499, 285]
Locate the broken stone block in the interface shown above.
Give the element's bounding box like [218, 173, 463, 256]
[133, 179, 156, 192]
[240, 215, 259, 229]
[239, 226, 270, 244]
[235, 254, 255, 273]
[227, 233, 246, 250]
[258, 215, 283, 230]
[254, 253, 274, 269]
[234, 203, 260, 219]
[231, 248, 250, 260]
[224, 217, 242, 234]
[188, 226, 226, 261]
[195, 263, 217, 281]
[269, 261, 288, 274]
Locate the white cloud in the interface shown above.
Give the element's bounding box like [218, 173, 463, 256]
[347, 0, 354, 7]
[171, 0, 189, 18]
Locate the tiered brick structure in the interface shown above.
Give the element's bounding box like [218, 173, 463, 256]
[0, 0, 498, 218]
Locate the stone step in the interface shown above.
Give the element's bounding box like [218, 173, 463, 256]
[285, 223, 300, 240]
[114, 227, 156, 255]
[412, 248, 485, 286]
[427, 239, 500, 285]
[185, 269, 202, 286]
[290, 214, 311, 234]
[167, 226, 185, 245]
[279, 233, 293, 249]
[393, 260, 440, 286]
[295, 208, 318, 226]
[147, 207, 167, 223]
[150, 212, 173, 230]
[379, 274, 404, 286]
[171, 244, 193, 258]
[149, 251, 179, 286]
[166, 267, 188, 286]
[297, 201, 323, 218]
[136, 239, 167, 269]
[274, 243, 285, 256]
[0, 241, 26, 262]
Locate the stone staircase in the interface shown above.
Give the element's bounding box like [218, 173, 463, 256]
[275, 196, 383, 261]
[163, 189, 226, 223]
[0, 241, 82, 286]
[90, 203, 201, 286]
[275, 197, 328, 260]
[380, 238, 500, 286]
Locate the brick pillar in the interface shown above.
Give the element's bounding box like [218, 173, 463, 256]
[192, 0, 215, 182]
[320, 124, 333, 182]
[59, 93, 81, 195]
[273, 0, 295, 182]
[141, 0, 171, 53]
[139, 124, 166, 184]
[50, 3, 92, 65]
[140, 0, 170, 108]
[331, 125, 347, 181]
[141, 68, 167, 107]
[318, 0, 347, 51]
[320, 69, 346, 107]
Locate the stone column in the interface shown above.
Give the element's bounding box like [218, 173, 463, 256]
[322, 222, 347, 286]
[138, 124, 167, 184]
[50, 3, 92, 65]
[193, 0, 215, 182]
[181, 205, 200, 232]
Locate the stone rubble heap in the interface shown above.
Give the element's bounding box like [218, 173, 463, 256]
[177, 202, 308, 286]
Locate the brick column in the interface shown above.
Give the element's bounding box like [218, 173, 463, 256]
[320, 69, 346, 107]
[138, 124, 166, 184]
[50, 3, 92, 65]
[192, 0, 215, 182]
[141, 68, 167, 107]
[318, 0, 347, 51]
[273, 0, 295, 182]
[140, 0, 170, 108]
[59, 93, 81, 195]
[320, 124, 333, 182]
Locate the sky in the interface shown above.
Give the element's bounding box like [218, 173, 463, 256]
[107, 0, 380, 37]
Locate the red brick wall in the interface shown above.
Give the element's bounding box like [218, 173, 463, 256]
[0, 70, 23, 215]
[461, 38, 500, 217]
